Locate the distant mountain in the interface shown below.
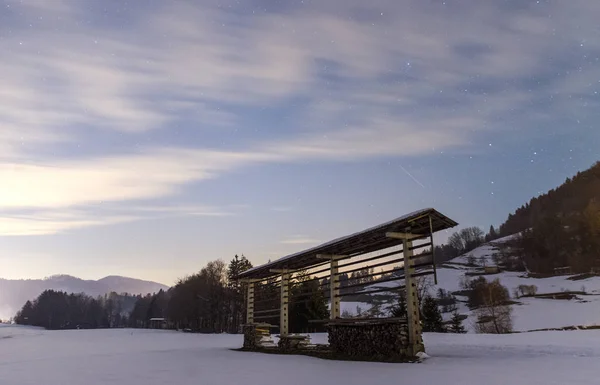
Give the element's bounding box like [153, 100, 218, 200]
[0, 275, 169, 320]
[97, 276, 169, 296]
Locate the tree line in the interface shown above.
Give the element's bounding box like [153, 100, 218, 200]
[14, 290, 135, 329]
[498, 162, 600, 274]
[431, 225, 495, 263]
[14, 254, 333, 334]
[430, 162, 600, 276]
[128, 256, 254, 333]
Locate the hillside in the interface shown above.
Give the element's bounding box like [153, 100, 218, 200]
[499, 161, 600, 236]
[435, 239, 600, 332]
[355, 237, 600, 332]
[0, 275, 169, 320]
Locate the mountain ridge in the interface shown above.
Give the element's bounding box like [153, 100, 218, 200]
[0, 274, 169, 321]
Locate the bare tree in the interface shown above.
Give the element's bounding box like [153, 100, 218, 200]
[415, 275, 433, 303]
[449, 227, 485, 256]
[473, 279, 513, 334]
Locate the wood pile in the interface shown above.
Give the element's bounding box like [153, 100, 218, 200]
[278, 335, 312, 351]
[243, 323, 276, 350]
[327, 318, 410, 359]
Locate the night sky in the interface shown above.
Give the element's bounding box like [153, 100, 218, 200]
[1, 0, 599, 284]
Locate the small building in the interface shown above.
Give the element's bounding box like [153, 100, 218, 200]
[484, 266, 500, 274]
[149, 318, 167, 329]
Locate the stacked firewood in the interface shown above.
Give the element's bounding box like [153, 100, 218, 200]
[278, 335, 312, 351]
[327, 319, 410, 358]
[242, 325, 259, 350]
[243, 324, 275, 349]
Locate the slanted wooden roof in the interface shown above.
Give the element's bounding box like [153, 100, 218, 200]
[238, 208, 458, 280]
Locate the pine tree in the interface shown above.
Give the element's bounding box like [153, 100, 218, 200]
[227, 255, 253, 332]
[449, 311, 466, 333]
[390, 291, 407, 318]
[486, 225, 498, 242]
[421, 296, 445, 333]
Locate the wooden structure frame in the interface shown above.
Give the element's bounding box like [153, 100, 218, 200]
[238, 208, 458, 357]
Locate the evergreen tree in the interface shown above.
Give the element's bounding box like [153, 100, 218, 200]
[449, 311, 466, 333]
[421, 296, 445, 333]
[390, 290, 407, 318]
[486, 225, 498, 242]
[289, 275, 329, 333]
[227, 254, 253, 332]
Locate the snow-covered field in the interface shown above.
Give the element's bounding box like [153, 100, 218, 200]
[1, 325, 599, 384]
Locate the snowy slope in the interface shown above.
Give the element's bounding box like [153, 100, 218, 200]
[0, 326, 599, 384]
[354, 236, 600, 332]
[434, 239, 600, 332]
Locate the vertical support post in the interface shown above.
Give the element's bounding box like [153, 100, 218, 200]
[429, 215, 438, 285]
[330, 260, 340, 319]
[246, 281, 255, 324]
[280, 273, 290, 336]
[404, 236, 424, 355]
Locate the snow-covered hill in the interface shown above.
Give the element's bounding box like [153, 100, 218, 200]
[435, 239, 600, 332]
[0, 275, 169, 321]
[355, 235, 600, 332]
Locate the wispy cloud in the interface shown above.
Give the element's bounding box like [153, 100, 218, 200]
[1, 0, 599, 235]
[0, 203, 236, 236]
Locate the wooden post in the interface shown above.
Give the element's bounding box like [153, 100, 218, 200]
[280, 273, 290, 336]
[316, 254, 346, 320]
[429, 215, 438, 285]
[403, 236, 424, 355]
[330, 260, 340, 319]
[246, 281, 255, 324]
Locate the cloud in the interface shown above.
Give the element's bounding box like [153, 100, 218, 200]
[0, 204, 236, 236]
[1, 0, 599, 235]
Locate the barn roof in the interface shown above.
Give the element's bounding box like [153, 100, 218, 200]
[238, 208, 458, 280]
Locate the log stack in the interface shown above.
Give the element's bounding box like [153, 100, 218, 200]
[278, 334, 312, 352]
[243, 323, 276, 350]
[327, 318, 410, 359]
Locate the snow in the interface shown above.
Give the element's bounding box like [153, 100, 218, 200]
[340, 301, 372, 316]
[511, 296, 600, 331]
[1, 325, 599, 384]
[433, 241, 600, 332]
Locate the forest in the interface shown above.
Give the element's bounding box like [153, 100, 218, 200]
[498, 162, 600, 274]
[14, 290, 136, 329]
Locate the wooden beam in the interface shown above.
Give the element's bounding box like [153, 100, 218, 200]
[270, 269, 293, 274]
[239, 278, 260, 283]
[316, 254, 348, 260]
[386, 232, 426, 241]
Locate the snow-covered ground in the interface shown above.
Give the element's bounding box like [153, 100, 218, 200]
[435, 265, 600, 331]
[434, 240, 600, 332]
[359, 237, 600, 332]
[0, 325, 599, 384]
